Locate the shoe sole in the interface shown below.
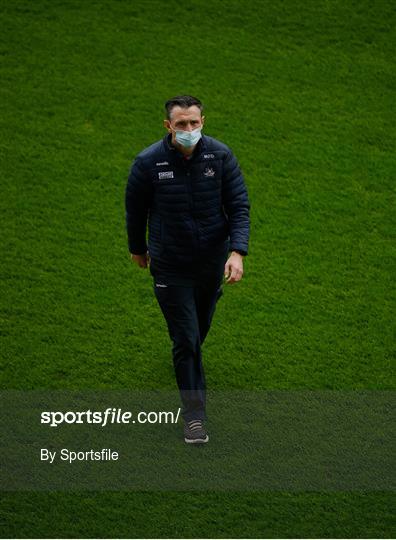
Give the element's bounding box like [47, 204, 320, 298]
[184, 435, 209, 444]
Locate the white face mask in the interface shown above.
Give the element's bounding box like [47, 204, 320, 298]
[172, 126, 202, 148]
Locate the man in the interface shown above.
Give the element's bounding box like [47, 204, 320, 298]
[125, 95, 250, 444]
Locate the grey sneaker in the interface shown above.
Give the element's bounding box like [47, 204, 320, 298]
[184, 419, 209, 444]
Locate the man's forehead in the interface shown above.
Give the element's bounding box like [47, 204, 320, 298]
[170, 105, 202, 121]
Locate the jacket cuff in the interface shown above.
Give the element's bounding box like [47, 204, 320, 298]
[230, 247, 247, 256]
[128, 242, 147, 255]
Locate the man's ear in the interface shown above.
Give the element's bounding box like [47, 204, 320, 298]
[163, 119, 172, 133]
[201, 115, 205, 126]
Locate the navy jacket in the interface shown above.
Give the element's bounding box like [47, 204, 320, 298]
[125, 133, 250, 268]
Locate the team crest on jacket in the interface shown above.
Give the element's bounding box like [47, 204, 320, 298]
[203, 167, 215, 177]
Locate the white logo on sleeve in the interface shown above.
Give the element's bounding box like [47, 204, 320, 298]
[158, 171, 174, 180]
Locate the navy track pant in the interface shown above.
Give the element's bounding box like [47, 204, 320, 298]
[150, 245, 228, 422]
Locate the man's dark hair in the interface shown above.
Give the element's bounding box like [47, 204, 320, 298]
[165, 95, 203, 120]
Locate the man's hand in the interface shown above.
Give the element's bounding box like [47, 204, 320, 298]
[130, 252, 150, 268]
[224, 251, 244, 284]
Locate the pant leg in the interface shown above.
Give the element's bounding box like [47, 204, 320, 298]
[195, 242, 229, 344]
[195, 280, 223, 345]
[153, 282, 206, 421]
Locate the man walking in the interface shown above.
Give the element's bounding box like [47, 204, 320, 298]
[125, 95, 250, 443]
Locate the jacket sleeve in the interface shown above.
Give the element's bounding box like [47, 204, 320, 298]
[125, 157, 152, 254]
[222, 150, 250, 255]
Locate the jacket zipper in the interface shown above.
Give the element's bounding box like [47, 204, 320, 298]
[182, 157, 200, 254]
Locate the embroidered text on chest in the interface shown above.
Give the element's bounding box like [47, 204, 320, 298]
[158, 171, 174, 180]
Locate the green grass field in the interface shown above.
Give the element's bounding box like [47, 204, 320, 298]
[1, 0, 395, 537]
